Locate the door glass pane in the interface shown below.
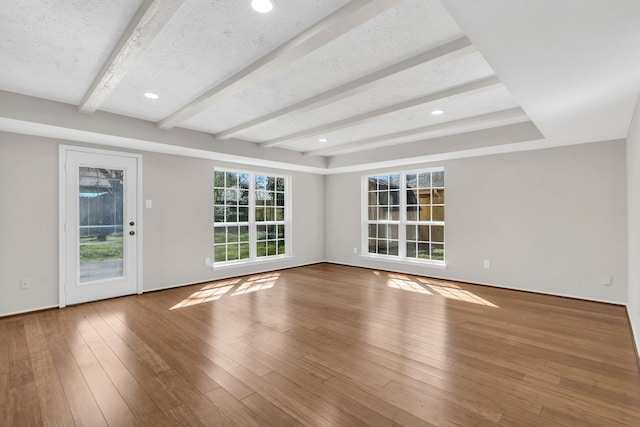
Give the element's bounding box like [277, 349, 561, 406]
[79, 167, 124, 282]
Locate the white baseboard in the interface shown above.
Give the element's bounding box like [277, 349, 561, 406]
[322, 259, 626, 306]
[0, 304, 59, 318]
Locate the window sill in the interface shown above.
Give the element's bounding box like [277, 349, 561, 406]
[212, 255, 294, 270]
[360, 254, 447, 269]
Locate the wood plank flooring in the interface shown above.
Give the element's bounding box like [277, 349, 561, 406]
[1, 263, 639, 426]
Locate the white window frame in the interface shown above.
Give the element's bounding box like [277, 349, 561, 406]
[214, 168, 292, 268]
[361, 167, 445, 268]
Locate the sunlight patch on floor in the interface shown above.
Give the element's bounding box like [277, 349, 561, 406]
[232, 272, 280, 296]
[170, 284, 234, 309]
[170, 273, 280, 309]
[385, 274, 499, 307]
[387, 273, 432, 294]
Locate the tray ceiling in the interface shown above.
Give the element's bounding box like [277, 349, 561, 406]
[1, 0, 639, 172]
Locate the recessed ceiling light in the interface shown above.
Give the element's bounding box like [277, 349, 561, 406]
[144, 92, 159, 100]
[431, 109, 444, 115]
[251, 0, 273, 13]
[318, 138, 328, 143]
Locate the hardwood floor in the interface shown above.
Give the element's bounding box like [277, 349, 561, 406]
[1, 263, 639, 426]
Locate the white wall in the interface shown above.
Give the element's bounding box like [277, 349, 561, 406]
[325, 140, 628, 304]
[627, 96, 640, 353]
[0, 132, 325, 315]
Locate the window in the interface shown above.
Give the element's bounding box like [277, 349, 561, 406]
[214, 170, 289, 265]
[364, 168, 444, 264]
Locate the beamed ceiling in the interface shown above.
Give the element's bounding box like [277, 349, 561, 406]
[1, 0, 640, 173]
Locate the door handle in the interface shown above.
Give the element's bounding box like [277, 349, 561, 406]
[129, 231, 135, 236]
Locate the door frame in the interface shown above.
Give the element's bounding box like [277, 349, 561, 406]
[59, 145, 143, 308]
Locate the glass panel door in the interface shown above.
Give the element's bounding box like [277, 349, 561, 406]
[78, 167, 125, 282]
[61, 147, 140, 306]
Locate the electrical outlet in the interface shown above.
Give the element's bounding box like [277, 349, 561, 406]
[601, 276, 612, 286]
[20, 280, 30, 290]
[205, 257, 212, 266]
[353, 247, 358, 254]
[483, 260, 490, 269]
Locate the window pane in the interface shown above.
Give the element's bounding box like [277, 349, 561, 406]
[214, 244, 226, 262]
[388, 241, 399, 256]
[378, 191, 389, 206]
[214, 227, 226, 243]
[418, 172, 431, 188]
[406, 224, 416, 241]
[377, 224, 387, 239]
[240, 226, 249, 242]
[239, 173, 250, 189]
[277, 225, 285, 239]
[226, 172, 238, 188]
[275, 207, 284, 221]
[227, 227, 239, 243]
[225, 189, 238, 205]
[214, 206, 225, 222]
[265, 207, 275, 221]
[368, 239, 377, 253]
[214, 189, 224, 204]
[417, 189, 431, 204]
[239, 243, 250, 259]
[419, 205, 431, 221]
[268, 225, 277, 239]
[276, 192, 285, 206]
[432, 171, 444, 187]
[267, 177, 276, 191]
[214, 171, 225, 187]
[368, 224, 377, 238]
[431, 226, 444, 243]
[431, 244, 444, 261]
[257, 241, 267, 257]
[378, 241, 388, 255]
[276, 178, 284, 191]
[433, 206, 445, 221]
[368, 177, 377, 191]
[277, 240, 286, 255]
[255, 175, 267, 190]
[255, 207, 264, 221]
[368, 191, 377, 206]
[418, 225, 430, 242]
[406, 174, 417, 189]
[378, 206, 389, 220]
[406, 208, 417, 221]
[238, 207, 249, 222]
[239, 190, 249, 205]
[257, 225, 267, 241]
[226, 207, 238, 222]
[389, 224, 398, 239]
[407, 242, 417, 258]
[390, 175, 400, 188]
[267, 241, 277, 256]
[389, 207, 400, 220]
[418, 243, 430, 259]
[368, 207, 378, 220]
[227, 244, 239, 261]
[406, 189, 418, 205]
[432, 188, 444, 204]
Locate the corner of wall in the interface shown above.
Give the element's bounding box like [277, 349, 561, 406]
[626, 93, 640, 356]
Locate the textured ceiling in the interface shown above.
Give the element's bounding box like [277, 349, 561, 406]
[1, 0, 639, 172]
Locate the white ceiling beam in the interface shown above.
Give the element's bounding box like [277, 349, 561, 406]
[79, 0, 185, 113]
[214, 36, 475, 140]
[157, 0, 402, 129]
[303, 107, 529, 156]
[260, 76, 502, 148]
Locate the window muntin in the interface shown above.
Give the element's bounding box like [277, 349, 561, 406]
[365, 169, 444, 263]
[214, 170, 289, 265]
